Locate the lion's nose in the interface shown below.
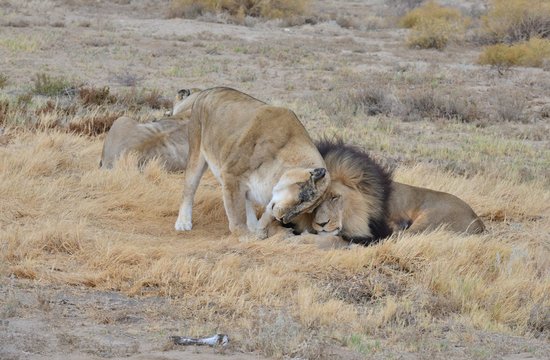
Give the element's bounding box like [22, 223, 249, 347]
[316, 221, 329, 227]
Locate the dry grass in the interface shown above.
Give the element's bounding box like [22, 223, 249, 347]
[168, 0, 310, 20]
[482, 0, 550, 43]
[478, 37, 550, 69]
[0, 130, 548, 356]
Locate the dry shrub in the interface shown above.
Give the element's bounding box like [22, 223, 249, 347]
[118, 88, 172, 110]
[401, 89, 480, 122]
[482, 0, 550, 43]
[168, 0, 310, 21]
[320, 87, 394, 125]
[68, 112, 122, 136]
[320, 85, 479, 123]
[400, 1, 469, 50]
[478, 37, 550, 68]
[492, 89, 528, 122]
[78, 86, 117, 107]
[399, 0, 463, 29]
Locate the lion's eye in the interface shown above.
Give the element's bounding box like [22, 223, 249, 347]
[331, 196, 339, 201]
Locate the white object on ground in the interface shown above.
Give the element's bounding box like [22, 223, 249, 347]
[170, 333, 229, 347]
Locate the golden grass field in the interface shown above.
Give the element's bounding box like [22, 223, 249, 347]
[1, 0, 549, 359]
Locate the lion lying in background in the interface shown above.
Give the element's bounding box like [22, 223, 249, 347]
[293, 140, 485, 248]
[100, 88, 200, 171]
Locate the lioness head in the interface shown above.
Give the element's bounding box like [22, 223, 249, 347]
[312, 192, 344, 235]
[169, 88, 203, 117]
[269, 167, 330, 224]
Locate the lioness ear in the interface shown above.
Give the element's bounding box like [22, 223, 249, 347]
[177, 89, 191, 98]
[310, 168, 326, 182]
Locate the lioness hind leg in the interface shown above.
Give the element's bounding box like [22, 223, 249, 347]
[175, 154, 207, 231]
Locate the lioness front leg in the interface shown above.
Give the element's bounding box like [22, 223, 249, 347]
[255, 205, 276, 240]
[175, 154, 207, 231]
[221, 177, 250, 239]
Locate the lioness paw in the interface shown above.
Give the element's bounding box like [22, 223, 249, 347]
[175, 218, 192, 231]
[255, 227, 269, 240]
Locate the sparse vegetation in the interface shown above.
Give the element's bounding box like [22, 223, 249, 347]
[111, 70, 143, 87]
[168, 0, 310, 20]
[32, 73, 73, 97]
[0, 74, 7, 89]
[478, 37, 550, 69]
[0, 35, 40, 52]
[322, 84, 480, 124]
[482, 0, 550, 43]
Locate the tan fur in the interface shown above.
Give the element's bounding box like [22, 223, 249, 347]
[100, 117, 189, 172]
[174, 87, 330, 240]
[388, 182, 485, 234]
[100, 89, 201, 171]
[299, 181, 485, 241]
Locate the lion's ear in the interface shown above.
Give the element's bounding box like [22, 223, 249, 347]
[310, 168, 326, 182]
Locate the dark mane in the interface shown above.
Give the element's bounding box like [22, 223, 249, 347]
[316, 138, 393, 245]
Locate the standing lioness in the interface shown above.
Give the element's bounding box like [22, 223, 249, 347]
[174, 87, 330, 239]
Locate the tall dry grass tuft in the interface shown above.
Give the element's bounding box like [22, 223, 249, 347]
[1, 130, 549, 355]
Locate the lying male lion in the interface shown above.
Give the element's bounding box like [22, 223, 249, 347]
[100, 89, 201, 171]
[293, 139, 485, 248]
[292, 139, 392, 246]
[174, 87, 330, 239]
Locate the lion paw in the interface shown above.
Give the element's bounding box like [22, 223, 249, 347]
[175, 218, 192, 231]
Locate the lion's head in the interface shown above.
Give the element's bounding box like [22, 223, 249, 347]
[291, 139, 394, 245]
[311, 191, 343, 235]
[269, 167, 330, 224]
